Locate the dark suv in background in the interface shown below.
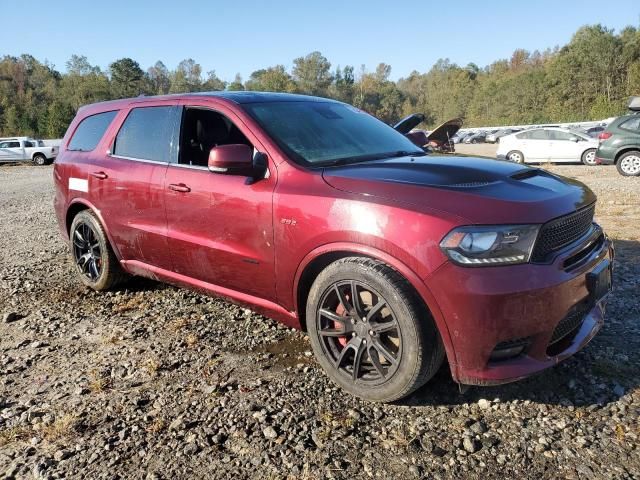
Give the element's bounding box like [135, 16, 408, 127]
[596, 100, 640, 176]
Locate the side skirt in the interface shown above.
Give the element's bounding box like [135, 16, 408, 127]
[121, 259, 300, 329]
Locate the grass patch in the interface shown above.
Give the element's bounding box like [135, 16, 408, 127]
[0, 425, 31, 447]
[41, 414, 76, 442]
[143, 357, 161, 377]
[88, 369, 113, 393]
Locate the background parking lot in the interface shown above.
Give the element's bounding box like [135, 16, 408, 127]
[1, 155, 638, 479]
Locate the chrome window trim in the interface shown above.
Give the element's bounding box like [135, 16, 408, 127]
[108, 154, 168, 165]
[168, 162, 210, 171]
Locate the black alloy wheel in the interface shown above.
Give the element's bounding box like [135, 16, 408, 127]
[316, 279, 402, 384]
[72, 221, 102, 281]
[307, 257, 444, 402]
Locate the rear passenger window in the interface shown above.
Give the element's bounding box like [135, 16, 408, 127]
[528, 129, 549, 140]
[113, 106, 178, 162]
[68, 111, 118, 151]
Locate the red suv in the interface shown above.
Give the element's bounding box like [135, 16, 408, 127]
[54, 92, 613, 402]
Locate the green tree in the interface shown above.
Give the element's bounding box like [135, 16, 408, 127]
[147, 61, 171, 95]
[110, 58, 144, 98]
[227, 73, 245, 91]
[292, 51, 332, 95]
[246, 65, 295, 92]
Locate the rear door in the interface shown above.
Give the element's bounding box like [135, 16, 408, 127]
[547, 130, 582, 162]
[92, 103, 180, 269]
[164, 100, 277, 301]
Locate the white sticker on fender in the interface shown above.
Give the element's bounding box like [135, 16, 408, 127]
[69, 178, 88, 192]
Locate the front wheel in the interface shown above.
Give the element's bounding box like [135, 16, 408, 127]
[617, 151, 640, 176]
[507, 150, 524, 163]
[307, 257, 444, 402]
[581, 149, 597, 166]
[69, 210, 127, 290]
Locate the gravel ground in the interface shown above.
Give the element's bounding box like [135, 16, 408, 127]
[0, 159, 639, 480]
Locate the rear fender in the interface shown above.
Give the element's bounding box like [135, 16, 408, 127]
[66, 198, 124, 261]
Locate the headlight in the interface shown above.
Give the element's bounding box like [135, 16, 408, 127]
[440, 225, 540, 266]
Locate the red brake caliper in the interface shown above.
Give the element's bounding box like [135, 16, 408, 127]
[335, 290, 349, 347]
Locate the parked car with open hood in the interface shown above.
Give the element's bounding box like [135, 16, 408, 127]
[54, 92, 612, 402]
[394, 115, 462, 153]
[497, 127, 598, 165]
[595, 97, 640, 176]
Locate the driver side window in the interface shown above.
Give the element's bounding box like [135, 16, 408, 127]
[179, 107, 253, 167]
[549, 130, 578, 141]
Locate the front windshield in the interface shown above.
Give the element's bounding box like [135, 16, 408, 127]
[242, 101, 424, 166]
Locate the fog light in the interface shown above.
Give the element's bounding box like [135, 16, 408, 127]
[490, 337, 530, 361]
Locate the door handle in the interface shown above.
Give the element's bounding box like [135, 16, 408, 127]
[90, 171, 108, 180]
[168, 183, 191, 193]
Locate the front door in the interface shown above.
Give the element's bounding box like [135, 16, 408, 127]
[0, 140, 23, 162]
[164, 103, 276, 301]
[547, 130, 582, 162]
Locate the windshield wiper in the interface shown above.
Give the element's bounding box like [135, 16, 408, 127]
[318, 150, 426, 168]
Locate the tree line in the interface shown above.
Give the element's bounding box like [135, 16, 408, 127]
[1, 23, 639, 139]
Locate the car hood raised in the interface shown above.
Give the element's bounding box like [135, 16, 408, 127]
[321, 155, 596, 224]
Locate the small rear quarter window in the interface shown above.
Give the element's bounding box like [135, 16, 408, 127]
[619, 117, 640, 132]
[68, 111, 118, 152]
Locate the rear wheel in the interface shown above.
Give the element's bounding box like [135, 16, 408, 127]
[69, 210, 127, 290]
[581, 149, 597, 166]
[617, 151, 640, 176]
[507, 150, 524, 163]
[33, 154, 46, 166]
[306, 257, 444, 402]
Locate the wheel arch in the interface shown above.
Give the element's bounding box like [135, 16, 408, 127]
[614, 147, 640, 163]
[65, 199, 123, 261]
[293, 242, 458, 370]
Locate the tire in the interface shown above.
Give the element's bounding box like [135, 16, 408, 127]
[33, 154, 46, 166]
[471, 139, 477, 144]
[306, 257, 444, 402]
[69, 210, 127, 291]
[507, 150, 524, 163]
[616, 150, 640, 176]
[581, 148, 597, 166]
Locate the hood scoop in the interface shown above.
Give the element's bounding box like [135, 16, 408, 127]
[511, 168, 543, 180]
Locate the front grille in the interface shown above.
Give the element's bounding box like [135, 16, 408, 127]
[531, 204, 595, 262]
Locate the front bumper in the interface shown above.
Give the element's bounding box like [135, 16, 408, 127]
[425, 227, 613, 386]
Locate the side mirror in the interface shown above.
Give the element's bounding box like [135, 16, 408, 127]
[572, 137, 580, 142]
[208, 144, 254, 176]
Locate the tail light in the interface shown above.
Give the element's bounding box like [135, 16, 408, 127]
[598, 132, 612, 142]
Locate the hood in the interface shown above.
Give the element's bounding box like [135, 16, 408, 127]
[427, 118, 463, 143]
[393, 113, 425, 134]
[321, 155, 596, 224]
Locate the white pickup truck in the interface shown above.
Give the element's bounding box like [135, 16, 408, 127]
[0, 137, 59, 165]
